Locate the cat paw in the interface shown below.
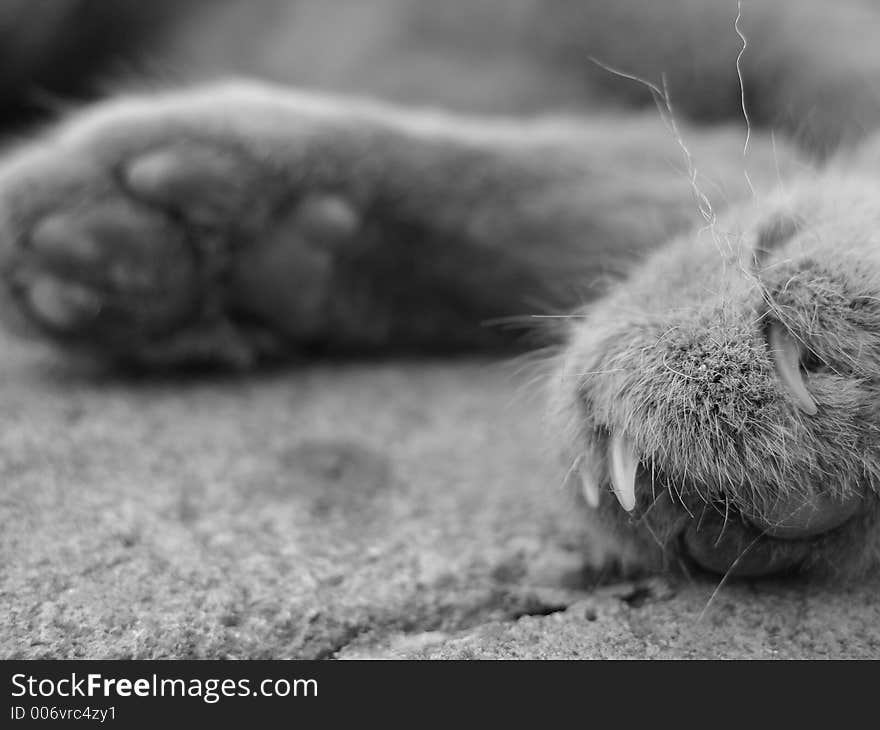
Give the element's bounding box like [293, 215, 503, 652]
[556, 172, 880, 579]
[0, 86, 361, 366]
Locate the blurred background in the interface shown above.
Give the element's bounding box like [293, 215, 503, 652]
[3, 0, 880, 155]
[0, 0, 672, 126]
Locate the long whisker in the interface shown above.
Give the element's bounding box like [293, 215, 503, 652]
[697, 531, 763, 624]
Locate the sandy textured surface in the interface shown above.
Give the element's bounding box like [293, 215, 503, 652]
[2, 335, 879, 659]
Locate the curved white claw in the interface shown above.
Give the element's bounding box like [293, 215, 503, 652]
[768, 322, 818, 415]
[609, 433, 638, 512]
[579, 459, 601, 508]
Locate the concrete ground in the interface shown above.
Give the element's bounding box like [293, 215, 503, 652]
[2, 334, 879, 659]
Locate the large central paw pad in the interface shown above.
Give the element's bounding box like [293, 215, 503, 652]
[16, 201, 199, 343]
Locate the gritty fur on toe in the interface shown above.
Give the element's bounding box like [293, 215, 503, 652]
[553, 161, 880, 579]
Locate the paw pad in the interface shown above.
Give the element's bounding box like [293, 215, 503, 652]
[125, 147, 265, 226]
